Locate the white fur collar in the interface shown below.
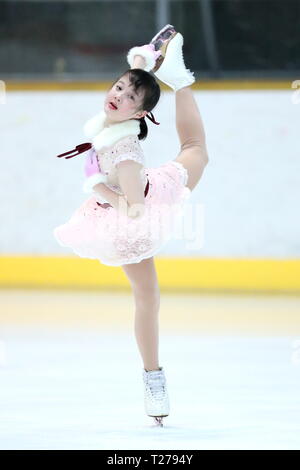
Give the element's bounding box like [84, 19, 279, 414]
[83, 110, 140, 152]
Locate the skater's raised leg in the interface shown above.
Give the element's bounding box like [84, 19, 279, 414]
[131, 47, 209, 192]
[144, 28, 209, 190]
[174, 86, 209, 191]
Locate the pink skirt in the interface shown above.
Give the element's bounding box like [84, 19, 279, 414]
[53, 160, 191, 266]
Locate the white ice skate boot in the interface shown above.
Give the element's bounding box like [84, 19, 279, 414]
[149, 24, 178, 72]
[143, 366, 170, 427]
[127, 26, 195, 91]
[153, 32, 195, 92]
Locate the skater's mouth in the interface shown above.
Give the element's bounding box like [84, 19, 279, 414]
[109, 102, 118, 110]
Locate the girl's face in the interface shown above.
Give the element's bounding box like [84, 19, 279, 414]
[104, 74, 148, 123]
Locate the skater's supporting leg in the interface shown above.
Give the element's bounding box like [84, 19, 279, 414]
[175, 86, 209, 191]
[122, 257, 160, 372]
[134, 293, 160, 372]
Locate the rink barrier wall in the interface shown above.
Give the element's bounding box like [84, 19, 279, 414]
[0, 256, 299, 293]
[3, 80, 298, 293]
[5, 80, 293, 91]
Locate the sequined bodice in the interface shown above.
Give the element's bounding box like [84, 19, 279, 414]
[95, 134, 147, 195]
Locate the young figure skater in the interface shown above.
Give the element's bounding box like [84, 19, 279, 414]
[54, 25, 209, 426]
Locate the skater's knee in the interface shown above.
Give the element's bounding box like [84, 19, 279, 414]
[134, 284, 160, 313]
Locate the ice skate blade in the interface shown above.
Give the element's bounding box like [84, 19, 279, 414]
[152, 31, 178, 73]
[154, 416, 164, 427]
[150, 24, 175, 46]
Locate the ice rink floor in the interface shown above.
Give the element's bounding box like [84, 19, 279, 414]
[1, 289, 300, 450]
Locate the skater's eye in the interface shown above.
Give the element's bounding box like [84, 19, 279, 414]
[116, 84, 135, 100]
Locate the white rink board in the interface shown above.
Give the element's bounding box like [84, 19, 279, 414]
[1, 89, 299, 257]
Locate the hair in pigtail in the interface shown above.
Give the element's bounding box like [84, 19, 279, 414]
[138, 117, 148, 141]
[138, 112, 160, 141]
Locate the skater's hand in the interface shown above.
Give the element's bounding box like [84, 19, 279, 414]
[127, 202, 146, 220]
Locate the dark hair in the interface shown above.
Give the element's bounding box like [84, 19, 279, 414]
[110, 68, 161, 140]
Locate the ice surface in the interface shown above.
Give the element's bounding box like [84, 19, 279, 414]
[1, 324, 300, 450]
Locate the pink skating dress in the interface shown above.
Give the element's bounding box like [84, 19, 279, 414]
[53, 115, 191, 266]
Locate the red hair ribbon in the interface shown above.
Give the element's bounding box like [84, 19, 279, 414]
[146, 111, 160, 125]
[56, 142, 92, 159]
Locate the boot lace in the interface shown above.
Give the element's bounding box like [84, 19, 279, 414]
[147, 376, 166, 401]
